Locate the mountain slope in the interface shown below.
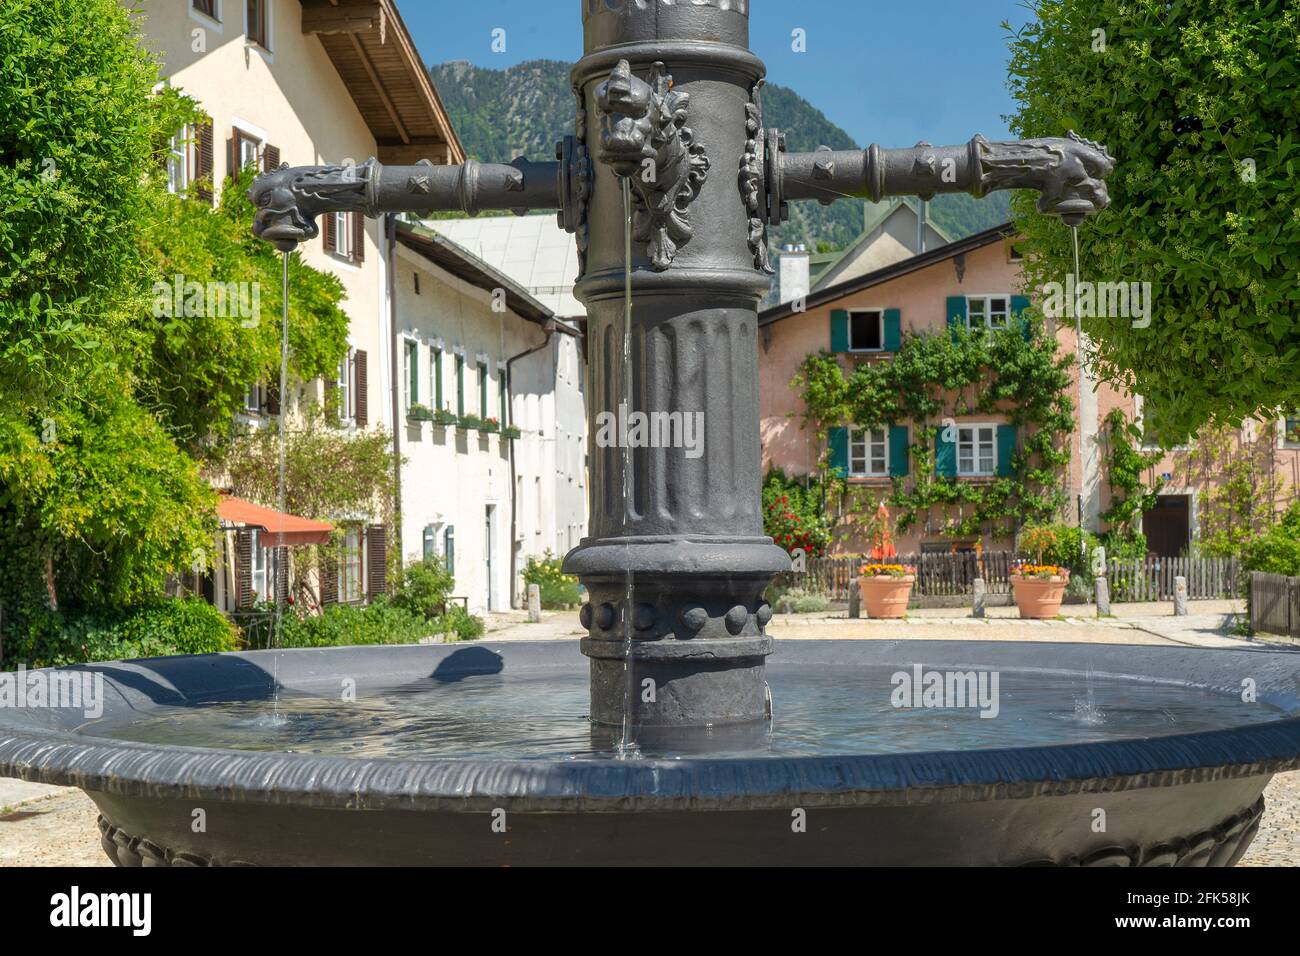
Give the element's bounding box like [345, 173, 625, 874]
[429, 59, 1011, 249]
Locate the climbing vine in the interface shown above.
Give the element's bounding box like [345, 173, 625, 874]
[793, 320, 1074, 541]
[1177, 422, 1284, 558]
[1097, 407, 1162, 556]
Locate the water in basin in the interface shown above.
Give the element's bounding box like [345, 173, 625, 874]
[91, 665, 1282, 760]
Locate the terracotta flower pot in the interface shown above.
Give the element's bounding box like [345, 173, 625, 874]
[858, 575, 914, 619]
[1011, 573, 1069, 619]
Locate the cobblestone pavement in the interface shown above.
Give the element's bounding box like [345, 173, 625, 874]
[1, 773, 1296, 866]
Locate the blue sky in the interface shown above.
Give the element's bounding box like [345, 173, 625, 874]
[402, 0, 1036, 147]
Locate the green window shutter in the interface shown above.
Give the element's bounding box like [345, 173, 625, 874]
[935, 428, 957, 478]
[828, 427, 849, 477]
[996, 424, 1017, 477]
[478, 361, 488, 417]
[1011, 294, 1032, 341]
[946, 296, 966, 343]
[455, 355, 464, 416]
[888, 425, 909, 477]
[883, 308, 901, 351]
[432, 350, 443, 409]
[830, 309, 849, 353]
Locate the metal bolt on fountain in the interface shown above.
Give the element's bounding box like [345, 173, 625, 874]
[2, 0, 1299, 866]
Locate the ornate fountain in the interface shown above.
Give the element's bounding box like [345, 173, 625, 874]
[1, 0, 1297, 866]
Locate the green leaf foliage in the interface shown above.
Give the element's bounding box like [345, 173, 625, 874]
[1006, 0, 1300, 444]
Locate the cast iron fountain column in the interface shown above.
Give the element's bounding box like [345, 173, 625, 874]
[248, 0, 1115, 736]
[560, 2, 787, 731]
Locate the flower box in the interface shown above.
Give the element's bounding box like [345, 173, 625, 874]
[1010, 565, 1070, 619]
[857, 563, 916, 619]
[431, 409, 458, 427]
[457, 414, 483, 431]
[501, 425, 522, 439]
[406, 404, 432, 422]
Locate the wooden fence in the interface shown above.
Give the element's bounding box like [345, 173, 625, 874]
[1249, 572, 1300, 638]
[797, 552, 1015, 601]
[1105, 556, 1241, 602]
[793, 553, 1242, 602]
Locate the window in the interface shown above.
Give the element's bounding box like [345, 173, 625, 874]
[499, 364, 509, 425]
[246, 0, 270, 51]
[336, 349, 353, 422]
[431, 349, 443, 410]
[339, 526, 363, 603]
[244, 382, 265, 414]
[231, 128, 262, 172]
[422, 525, 436, 560]
[455, 355, 465, 415]
[1284, 413, 1300, 447]
[849, 310, 883, 352]
[191, 0, 221, 25]
[966, 295, 1010, 331]
[848, 427, 888, 477]
[478, 361, 489, 417]
[248, 531, 279, 602]
[167, 125, 192, 195]
[957, 425, 996, 477]
[329, 212, 352, 259]
[403, 340, 419, 411]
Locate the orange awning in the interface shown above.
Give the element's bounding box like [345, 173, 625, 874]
[216, 494, 333, 547]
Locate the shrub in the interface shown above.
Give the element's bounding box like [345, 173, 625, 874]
[276, 600, 433, 649]
[522, 551, 581, 608]
[771, 587, 829, 615]
[1020, 522, 1098, 574]
[435, 605, 485, 641]
[1242, 502, 1300, 577]
[389, 557, 455, 621]
[763, 468, 833, 558]
[5, 598, 237, 668]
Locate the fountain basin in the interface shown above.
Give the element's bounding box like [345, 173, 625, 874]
[1, 639, 1298, 866]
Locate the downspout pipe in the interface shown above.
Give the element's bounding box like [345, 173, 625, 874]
[505, 319, 558, 609]
[386, 214, 402, 565]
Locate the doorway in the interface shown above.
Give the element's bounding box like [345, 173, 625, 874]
[1143, 494, 1190, 557]
[484, 504, 495, 611]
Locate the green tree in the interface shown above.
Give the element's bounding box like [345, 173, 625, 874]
[0, 0, 216, 620]
[1006, 0, 1300, 444]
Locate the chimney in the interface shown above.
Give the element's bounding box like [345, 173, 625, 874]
[778, 244, 809, 305]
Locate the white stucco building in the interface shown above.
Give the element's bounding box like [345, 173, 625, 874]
[424, 216, 590, 588]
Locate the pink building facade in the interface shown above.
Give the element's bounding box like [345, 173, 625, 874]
[758, 225, 1300, 557]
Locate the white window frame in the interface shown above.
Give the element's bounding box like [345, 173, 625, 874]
[249, 530, 270, 601]
[956, 424, 996, 478]
[403, 338, 419, 412]
[189, 0, 224, 31]
[966, 294, 1011, 332]
[230, 118, 267, 177]
[1135, 395, 1190, 452]
[847, 308, 885, 353]
[166, 124, 193, 195]
[848, 426, 889, 477]
[339, 526, 364, 604]
[330, 211, 354, 260]
[244, 382, 265, 414]
[336, 349, 354, 424]
[244, 0, 274, 57]
[1281, 413, 1300, 449]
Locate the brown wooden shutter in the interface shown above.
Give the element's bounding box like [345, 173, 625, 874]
[235, 530, 254, 609]
[366, 525, 387, 599]
[263, 143, 280, 172]
[352, 212, 365, 263]
[195, 120, 214, 204]
[318, 544, 338, 606]
[273, 547, 289, 603]
[264, 381, 281, 416]
[227, 130, 242, 181]
[354, 350, 368, 427]
[323, 211, 337, 253]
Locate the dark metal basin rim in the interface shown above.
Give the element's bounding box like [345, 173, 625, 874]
[2, 640, 1299, 814]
